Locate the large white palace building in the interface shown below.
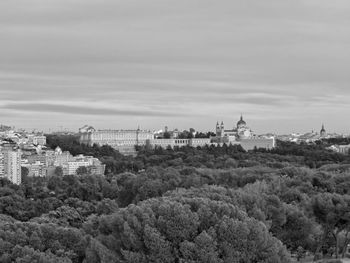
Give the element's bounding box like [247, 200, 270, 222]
[79, 125, 154, 155]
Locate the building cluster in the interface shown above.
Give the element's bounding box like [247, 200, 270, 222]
[0, 126, 105, 185]
[277, 124, 344, 143]
[0, 127, 47, 185]
[327, 144, 350, 155]
[80, 126, 206, 155]
[79, 115, 276, 155]
[0, 130, 47, 147]
[214, 115, 253, 141]
[21, 146, 105, 178]
[211, 115, 275, 150]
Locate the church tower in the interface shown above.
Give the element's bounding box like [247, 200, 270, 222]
[220, 121, 225, 137]
[216, 121, 224, 137]
[216, 121, 220, 137]
[320, 124, 326, 137]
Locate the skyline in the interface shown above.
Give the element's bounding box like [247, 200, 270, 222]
[1, 0, 350, 134]
[3, 117, 345, 137]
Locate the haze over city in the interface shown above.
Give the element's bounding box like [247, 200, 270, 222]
[0, 0, 349, 134]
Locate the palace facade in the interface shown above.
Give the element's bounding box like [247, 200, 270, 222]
[79, 126, 154, 155]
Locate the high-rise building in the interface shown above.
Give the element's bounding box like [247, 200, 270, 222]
[1, 146, 22, 185]
[0, 151, 4, 177]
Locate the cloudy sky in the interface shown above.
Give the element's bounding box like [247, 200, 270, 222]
[0, 0, 349, 134]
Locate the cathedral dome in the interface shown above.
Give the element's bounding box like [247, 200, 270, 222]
[237, 115, 246, 127]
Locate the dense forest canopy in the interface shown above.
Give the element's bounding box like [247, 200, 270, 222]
[1, 135, 350, 262]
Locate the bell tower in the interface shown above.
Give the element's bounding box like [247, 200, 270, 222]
[216, 121, 224, 137]
[216, 121, 220, 137]
[320, 124, 326, 137]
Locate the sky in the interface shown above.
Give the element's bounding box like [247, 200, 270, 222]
[0, 0, 349, 134]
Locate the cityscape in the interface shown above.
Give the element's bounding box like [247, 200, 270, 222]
[1, 0, 350, 262]
[0, 115, 349, 186]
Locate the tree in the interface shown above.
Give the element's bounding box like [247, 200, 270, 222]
[91, 189, 291, 262]
[29, 231, 43, 251]
[163, 132, 171, 139]
[312, 193, 350, 259]
[21, 167, 29, 182]
[55, 167, 64, 177]
[96, 199, 119, 215]
[144, 225, 173, 263]
[76, 166, 89, 175]
[296, 246, 305, 261]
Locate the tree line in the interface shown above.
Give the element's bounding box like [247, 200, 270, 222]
[0, 134, 347, 262]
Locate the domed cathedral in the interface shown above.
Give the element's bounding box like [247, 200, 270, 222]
[237, 114, 246, 129]
[211, 115, 275, 150]
[236, 114, 253, 139]
[213, 115, 253, 143]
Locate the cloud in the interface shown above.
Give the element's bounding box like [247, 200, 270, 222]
[0, 102, 184, 117]
[0, 0, 349, 133]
